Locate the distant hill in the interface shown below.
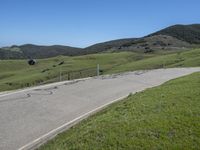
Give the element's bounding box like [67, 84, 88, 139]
[1, 24, 200, 59]
[0, 44, 82, 59]
[149, 24, 200, 44]
[19, 44, 83, 58]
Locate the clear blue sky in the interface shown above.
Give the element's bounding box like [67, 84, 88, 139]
[0, 0, 199, 48]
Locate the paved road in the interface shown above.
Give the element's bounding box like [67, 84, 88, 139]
[0, 68, 200, 150]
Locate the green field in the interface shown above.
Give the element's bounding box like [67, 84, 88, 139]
[0, 49, 200, 92]
[38, 72, 200, 150]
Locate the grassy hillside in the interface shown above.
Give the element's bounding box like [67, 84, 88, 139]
[0, 52, 137, 91]
[0, 49, 200, 92]
[38, 71, 200, 150]
[107, 48, 200, 74]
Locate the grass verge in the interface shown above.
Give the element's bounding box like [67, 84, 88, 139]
[38, 72, 200, 150]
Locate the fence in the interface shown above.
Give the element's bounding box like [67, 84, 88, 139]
[61, 67, 98, 80]
[40, 67, 100, 85]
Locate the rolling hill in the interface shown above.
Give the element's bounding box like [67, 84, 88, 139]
[1, 24, 200, 59]
[0, 44, 82, 59]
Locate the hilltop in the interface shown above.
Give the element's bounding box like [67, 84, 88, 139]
[149, 24, 200, 44]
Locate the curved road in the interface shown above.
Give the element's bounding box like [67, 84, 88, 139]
[0, 68, 200, 150]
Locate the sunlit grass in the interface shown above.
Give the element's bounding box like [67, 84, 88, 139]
[38, 72, 200, 150]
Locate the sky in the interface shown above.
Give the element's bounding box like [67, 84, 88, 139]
[0, 0, 199, 48]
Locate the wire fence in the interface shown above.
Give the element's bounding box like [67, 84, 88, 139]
[62, 67, 98, 80]
[1, 65, 106, 91]
[40, 67, 99, 85]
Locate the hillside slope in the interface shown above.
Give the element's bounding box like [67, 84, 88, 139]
[84, 35, 191, 53]
[83, 38, 137, 53]
[149, 24, 200, 44]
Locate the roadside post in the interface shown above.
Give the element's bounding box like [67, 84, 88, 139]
[97, 64, 100, 76]
[60, 66, 62, 81]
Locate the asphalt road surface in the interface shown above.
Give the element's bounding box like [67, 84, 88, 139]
[0, 68, 200, 150]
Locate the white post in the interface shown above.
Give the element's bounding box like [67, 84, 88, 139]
[97, 64, 100, 76]
[59, 67, 62, 82]
[163, 59, 165, 68]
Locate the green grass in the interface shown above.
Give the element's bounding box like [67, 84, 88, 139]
[0, 52, 140, 91]
[38, 72, 200, 150]
[107, 49, 200, 73]
[0, 49, 200, 92]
